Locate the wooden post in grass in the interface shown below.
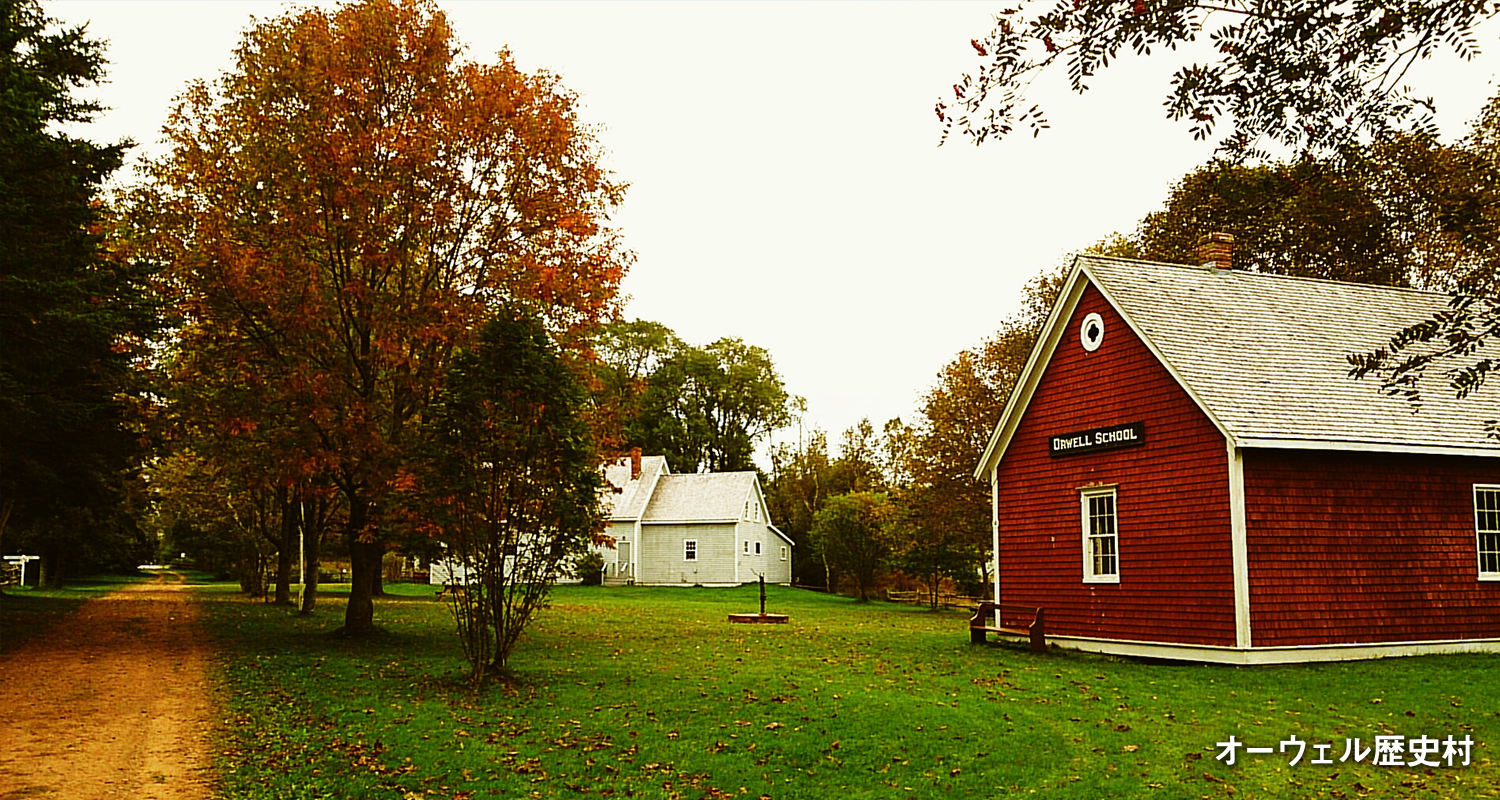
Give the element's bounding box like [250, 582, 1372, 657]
[759, 575, 766, 615]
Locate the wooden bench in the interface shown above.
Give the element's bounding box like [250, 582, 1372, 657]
[969, 602, 1046, 652]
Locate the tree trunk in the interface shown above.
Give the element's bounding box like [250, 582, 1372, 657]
[299, 496, 323, 616]
[0, 500, 9, 596]
[342, 493, 377, 634]
[41, 543, 66, 589]
[273, 538, 293, 605]
[272, 489, 296, 604]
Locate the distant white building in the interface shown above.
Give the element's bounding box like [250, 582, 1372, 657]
[597, 451, 793, 586]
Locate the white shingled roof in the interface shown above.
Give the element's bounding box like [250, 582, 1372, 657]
[977, 255, 1499, 476]
[643, 472, 758, 522]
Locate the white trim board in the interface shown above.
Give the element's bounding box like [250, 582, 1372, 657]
[1225, 441, 1251, 648]
[986, 633, 1500, 665]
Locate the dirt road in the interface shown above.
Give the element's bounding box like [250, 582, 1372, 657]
[0, 572, 216, 799]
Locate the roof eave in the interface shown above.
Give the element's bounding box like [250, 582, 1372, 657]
[1234, 437, 1500, 458]
[642, 518, 739, 525]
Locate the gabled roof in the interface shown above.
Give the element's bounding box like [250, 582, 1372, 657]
[643, 472, 760, 522]
[977, 256, 1499, 478]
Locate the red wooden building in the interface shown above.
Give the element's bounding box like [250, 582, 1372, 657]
[974, 243, 1500, 663]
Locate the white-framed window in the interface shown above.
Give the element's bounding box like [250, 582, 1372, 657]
[1476, 485, 1500, 580]
[743, 540, 750, 554]
[1080, 485, 1119, 583]
[779, 545, 788, 561]
[754, 541, 762, 555]
[684, 539, 698, 561]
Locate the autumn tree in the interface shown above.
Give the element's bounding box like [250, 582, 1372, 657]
[417, 308, 602, 685]
[0, 0, 158, 585]
[940, 1, 1497, 158]
[765, 428, 834, 585]
[894, 268, 1063, 596]
[139, 0, 628, 633]
[1349, 92, 1500, 434]
[149, 447, 279, 595]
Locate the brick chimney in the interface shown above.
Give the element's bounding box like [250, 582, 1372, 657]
[630, 447, 642, 480]
[1195, 232, 1235, 271]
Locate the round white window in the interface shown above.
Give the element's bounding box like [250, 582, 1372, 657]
[1080, 312, 1104, 352]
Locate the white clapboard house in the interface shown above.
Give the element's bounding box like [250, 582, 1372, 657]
[597, 451, 792, 586]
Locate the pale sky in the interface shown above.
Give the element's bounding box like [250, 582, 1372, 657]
[50, 1, 1500, 466]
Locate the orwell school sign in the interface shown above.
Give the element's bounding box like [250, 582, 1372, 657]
[1049, 422, 1145, 457]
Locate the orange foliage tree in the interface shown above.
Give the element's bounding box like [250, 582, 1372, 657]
[897, 268, 1064, 593]
[138, 0, 628, 633]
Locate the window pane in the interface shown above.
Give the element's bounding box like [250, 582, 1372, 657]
[1082, 488, 1119, 580]
[1480, 531, 1499, 574]
[1479, 489, 1500, 576]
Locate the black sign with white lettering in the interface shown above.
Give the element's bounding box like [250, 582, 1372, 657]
[1048, 421, 1145, 457]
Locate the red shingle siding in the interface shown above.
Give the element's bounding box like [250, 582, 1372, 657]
[994, 283, 1236, 646]
[1245, 450, 1500, 646]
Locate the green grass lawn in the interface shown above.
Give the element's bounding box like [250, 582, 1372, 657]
[202, 584, 1499, 800]
[0, 572, 157, 654]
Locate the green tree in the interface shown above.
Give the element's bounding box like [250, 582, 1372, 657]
[1125, 159, 1412, 286]
[810, 491, 896, 602]
[629, 337, 792, 473]
[766, 417, 902, 588]
[0, 0, 157, 585]
[940, 1, 1497, 158]
[139, 0, 628, 633]
[587, 318, 682, 451]
[1118, 123, 1500, 291]
[417, 308, 602, 685]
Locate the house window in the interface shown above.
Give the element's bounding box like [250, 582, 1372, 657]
[754, 541, 762, 555]
[779, 546, 787, 561]
[1080, 486, 1119, 583]
[684, 539, 697, 561]
[743, 540, 750, 554]
[1477, 485, 1500, 580]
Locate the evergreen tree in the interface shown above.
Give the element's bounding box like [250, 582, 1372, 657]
[0, 0, 155, 583]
